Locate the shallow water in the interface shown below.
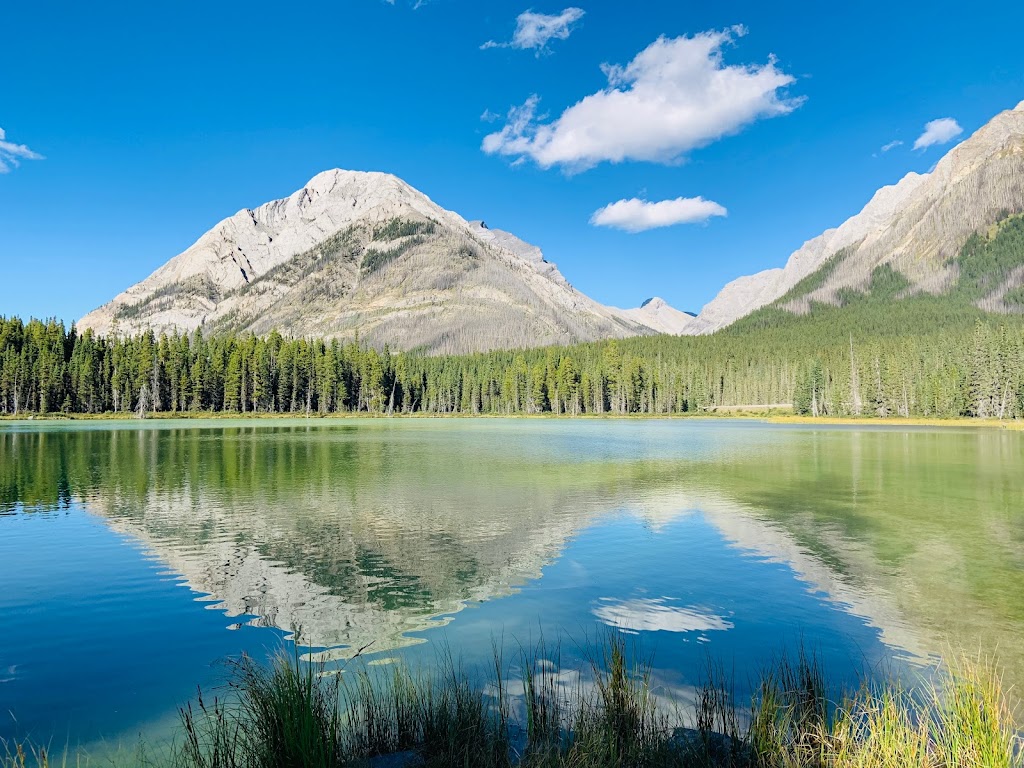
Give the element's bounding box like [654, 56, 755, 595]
[1, 418, 1021, 752]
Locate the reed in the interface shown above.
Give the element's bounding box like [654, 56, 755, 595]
[173, 647, 345, 768]
[6, 640, 1020, 767]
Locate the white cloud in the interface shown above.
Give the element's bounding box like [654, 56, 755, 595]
[880, 139, 903, 153]
[593, 598, 733, 633]
[590, 196, 727, 232]
[482, 7, 585, 54]
[913, 117, 962, 150]
[483, 26, 802, 171]
[0, 128, 43, 174]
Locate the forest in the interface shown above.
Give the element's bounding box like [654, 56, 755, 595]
[1, 306, 1022, 419]
[4, 213, 1024, 420]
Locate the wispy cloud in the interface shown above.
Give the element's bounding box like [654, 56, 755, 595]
[913, 117, 962, 150]
[483, 26, 802, 171]
[482, 8, 585, 54]
[590, 196, 727, 232]
[880, 139, 903, 153]
[0, 127, 43, 174]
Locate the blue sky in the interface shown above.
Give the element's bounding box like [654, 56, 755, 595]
[2, 0, 1023, 323]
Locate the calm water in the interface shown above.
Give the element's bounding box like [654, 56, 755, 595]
[1, 419, 1022, 753]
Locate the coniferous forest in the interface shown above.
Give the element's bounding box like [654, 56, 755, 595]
[4, 214, 1024, 420]
[1, 307, 1022, 419]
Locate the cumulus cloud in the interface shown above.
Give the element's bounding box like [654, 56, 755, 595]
[482, 7, 585, 54]
[591, 196, 727, 232]
[483, 26, 802, 171]
[913, 117, 962, 150]
[0, 127, 43, 173]
[880, 139, 903, 153]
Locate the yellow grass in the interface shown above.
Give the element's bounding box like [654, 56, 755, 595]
[1, 405, 1021, 430]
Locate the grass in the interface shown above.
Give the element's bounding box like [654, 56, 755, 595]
[175, 648, 346, 768]
[4, 410, 1022, 431]
[9, 637, 1014, 768]
[763, 414, 1024, 430]
[0, 743, 151, 768]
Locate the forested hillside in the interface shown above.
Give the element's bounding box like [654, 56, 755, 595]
[745, 211, 1024, 324]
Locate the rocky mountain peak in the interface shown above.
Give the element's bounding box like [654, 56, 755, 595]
[78, 171, 667, 353]
[619, 296, 701, 335]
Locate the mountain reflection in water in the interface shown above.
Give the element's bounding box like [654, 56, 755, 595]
[1, 419, 1022, 745]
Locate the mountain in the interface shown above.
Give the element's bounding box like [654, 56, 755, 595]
[79, 102, 1024, 352]
[619, 297, 699, 335]
[78, 170, 662, 354]
[685, 100, 1024, 332]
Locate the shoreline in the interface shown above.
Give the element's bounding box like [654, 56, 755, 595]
[1, 410, 1020, 430]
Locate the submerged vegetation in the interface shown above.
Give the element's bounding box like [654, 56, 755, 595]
[4, 638, 1020, 768]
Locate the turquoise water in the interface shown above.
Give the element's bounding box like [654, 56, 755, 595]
[1, 418, 1021, 754]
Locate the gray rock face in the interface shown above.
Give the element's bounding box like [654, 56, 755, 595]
[686, 100, 1024, 332]
[79, 170, 661, 353]
[618, 297, 704, 335]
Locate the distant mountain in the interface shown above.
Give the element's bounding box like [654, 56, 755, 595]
[618, 297, 698, 335]
[685, 100, 1024, 332]
[79, 170, 667, 354]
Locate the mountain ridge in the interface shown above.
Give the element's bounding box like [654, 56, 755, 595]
[79, 100, 1024, 351]
[79, 169, 663, 354]
[684, 100, 1024, 331]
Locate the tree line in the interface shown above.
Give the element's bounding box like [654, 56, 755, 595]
[1, 311, 1023, 419]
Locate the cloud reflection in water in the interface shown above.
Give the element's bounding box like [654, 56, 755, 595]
[593, 598, 733, 634]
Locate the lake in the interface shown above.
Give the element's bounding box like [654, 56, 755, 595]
[1, 418, 1022, 755]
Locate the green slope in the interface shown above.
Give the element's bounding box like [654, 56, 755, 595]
[730, 212, 1024, 339]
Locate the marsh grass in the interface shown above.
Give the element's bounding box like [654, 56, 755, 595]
[0, 741, 153, 768]
[0, 744, 73, 768]
[162, 637, 1023, 767]
[746, 646, 831, 765]
[930, 655, 1019, 768]
[6, 640, 1020, 768]
[174, 647, 346, 768]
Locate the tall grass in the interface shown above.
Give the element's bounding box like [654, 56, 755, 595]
[175, 639, 1022, 768]
[931, 655, 1019, 768]
[0, 744, 70, 768]
[0, 742, 151, 768]
[173, 647, 345, 768]
[6, 640, 1021, 768]
[747, 647, 830, 765]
